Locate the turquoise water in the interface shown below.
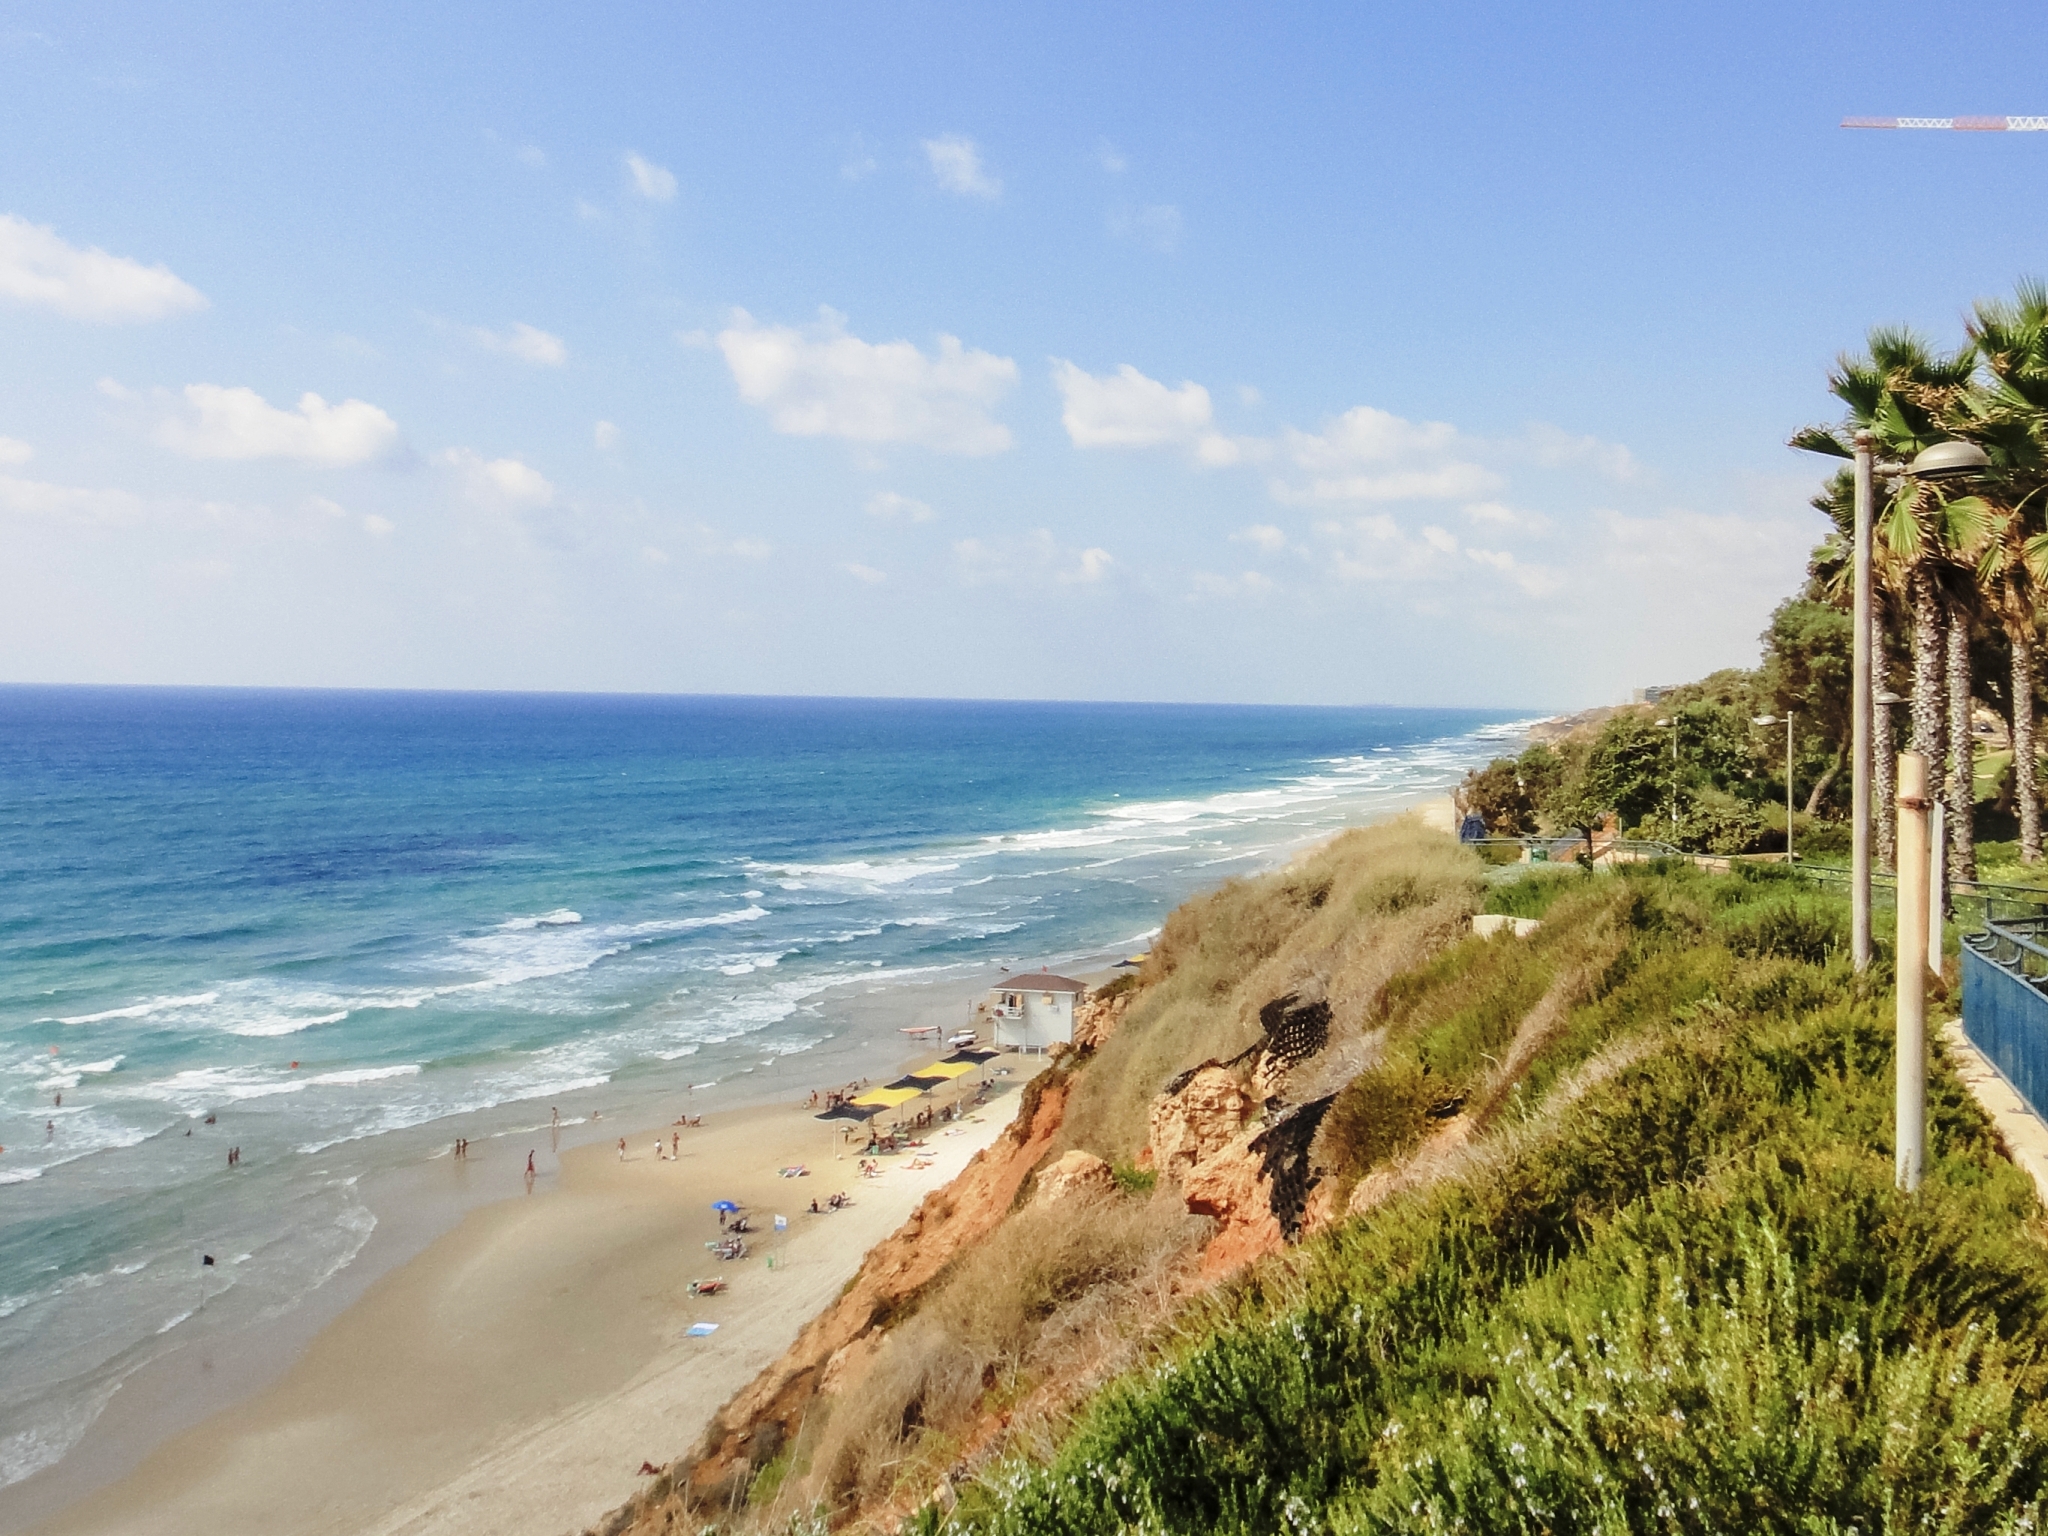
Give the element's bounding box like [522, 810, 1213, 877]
[0, 687, 1532, 1489]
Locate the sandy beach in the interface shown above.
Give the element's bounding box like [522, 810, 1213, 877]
[19, 1056, 1043, 1536]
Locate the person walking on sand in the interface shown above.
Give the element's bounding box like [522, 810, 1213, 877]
[617, 1137, 626, 1161]
[526, 1150, 536, 1177]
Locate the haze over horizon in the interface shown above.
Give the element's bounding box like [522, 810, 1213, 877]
[5, 2, 2048, 710]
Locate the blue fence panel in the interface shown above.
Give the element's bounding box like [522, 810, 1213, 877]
[1960, 943, 2048, 1123]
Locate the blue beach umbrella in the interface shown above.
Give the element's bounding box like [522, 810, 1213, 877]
[711, 1199, 740, 1212]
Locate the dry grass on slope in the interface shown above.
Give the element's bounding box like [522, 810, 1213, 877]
[751, 1190, 1205, 1531]
[1053, 819, 1483, 1165]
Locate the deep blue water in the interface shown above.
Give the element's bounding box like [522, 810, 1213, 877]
[0, 686, 1532, 1489]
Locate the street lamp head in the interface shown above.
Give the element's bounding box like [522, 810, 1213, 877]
[1874, 689, 1905, 707]
[1752, 715, 1778, 726]
[1653, 718, 1671, 727]
[1908, 440, 1991, 480]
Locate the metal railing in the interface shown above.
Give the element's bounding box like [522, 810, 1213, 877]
[1962, 916, 2048, 1122]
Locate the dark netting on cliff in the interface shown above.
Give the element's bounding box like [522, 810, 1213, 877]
[1257, 992, 1331, 1066]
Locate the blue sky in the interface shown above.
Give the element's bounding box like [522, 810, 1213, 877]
[4, 1, 2047, 708]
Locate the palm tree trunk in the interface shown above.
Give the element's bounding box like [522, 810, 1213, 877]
[1874, 607, 1897, 873]
[2013, 599, 2041, 864]
[1804, 744, 1843, 816]
[1945, 588, 1976, 886]
[1910, 567, 1945, 760]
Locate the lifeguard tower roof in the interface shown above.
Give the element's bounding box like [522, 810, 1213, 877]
[1005, 972, 1086, 993]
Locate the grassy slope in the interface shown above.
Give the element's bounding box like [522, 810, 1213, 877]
[926, 861, 2048, 1536]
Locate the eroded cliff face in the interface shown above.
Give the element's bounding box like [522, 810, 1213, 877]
[1143, 997, 1343, 1278]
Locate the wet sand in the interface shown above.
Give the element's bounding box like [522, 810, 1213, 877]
[23, 1061, 1042, 1536]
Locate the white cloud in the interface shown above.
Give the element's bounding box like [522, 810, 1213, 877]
[1238, 385, 1263, 408]
[363, 512, 395, 537]
[1190, 570, 1276, 600]
[1464, 500, 1551, 533]
[0, 213, 207, 323]
[845, 562, 887, 585]
[516, 145, 547, 169]
[1071, 546, 1113, 582]
[0, 436, 31, 466]
[1096, 140, 1128, 174]
[472, 321, 566, 366]
[1233, 523, 1290, 553]
[841, 137, 878, 181]
[1517, 422, 1640, 482]
[1275, 406, 1500, 503]
[594, 420, 620, 450]
[1313, 513, 1561, 597]
[155, 385, 399, 466]
[715, 308, 1017, 456]
[642, 545, 670, 564]
[954, 530, 1111, 586]
[97, 377, 134, 400]
[1051, 360, 1247, 464]
[625, 152, 677, 202]
[438, 447, 555, 508]
[866, 490, 935, 523]
[0, 473, 146, 524]
[923, 135, 1001, 200]
[1109, 203, 1182, 254]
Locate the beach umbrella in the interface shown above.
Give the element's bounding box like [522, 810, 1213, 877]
[711, 1199, 740, 1212]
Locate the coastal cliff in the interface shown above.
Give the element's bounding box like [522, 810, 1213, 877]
[595, 821, 2048, 1536]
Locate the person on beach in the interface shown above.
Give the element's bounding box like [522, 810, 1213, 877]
[526, 1150, 536, 1177]
[551, 1106, 559, 1127]
[45, 1121, 53, 1141]
[671, 1131, 679, 1158]
[617, 1137, 626, 1161]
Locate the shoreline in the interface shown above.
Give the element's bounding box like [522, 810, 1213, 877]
[17, 1032, 1050, 1536]
[5, 793, 1461, 1536]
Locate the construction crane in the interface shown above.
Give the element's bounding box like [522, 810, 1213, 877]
[1843, 116, 2048, 131]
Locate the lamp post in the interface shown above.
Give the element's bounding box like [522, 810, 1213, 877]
[1850, 435, 1991, 973]
[1754, 712, 1794, 861]
[1654, 716, 1679, 841]
[1852, 432, 1874, 968]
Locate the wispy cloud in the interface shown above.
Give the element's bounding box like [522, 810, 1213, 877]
[1109, 203, 1182, 254]
[715, 307, 1017, 456]
[155, 385, 399, 466]
[0, 213, 206, 323]
[438, 447, 555, 508]
[472, 321, 567, 366]
[1051, 360, 1246, 465]
[923, 135, 1001, 200]
[624, 151, 677, 202]
[866, 490, 935, 522]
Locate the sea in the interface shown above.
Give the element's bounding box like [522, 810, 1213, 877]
[0, 686, 1535, 1494]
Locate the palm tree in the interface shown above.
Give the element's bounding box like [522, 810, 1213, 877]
[1793, 329, 1981, 879]
[1963, 282, 2048, 863]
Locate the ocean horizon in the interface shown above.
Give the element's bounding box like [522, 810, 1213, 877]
[0, 685, 1535, 1496]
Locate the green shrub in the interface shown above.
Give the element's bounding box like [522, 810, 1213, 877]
[1318, 1054, 1433, 1183]
[933, 866, 2045, 1536]
[1481, 867, 1589, 920]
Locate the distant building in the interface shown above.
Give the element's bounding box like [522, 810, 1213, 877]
[1631, 685, 1677, 704]
[988, 972, 1087, 1051]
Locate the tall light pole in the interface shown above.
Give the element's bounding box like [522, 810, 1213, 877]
[1755, 712, 1795, 861]
[1852, 432, 1874, 969]
[1654, 716, 1679, 840]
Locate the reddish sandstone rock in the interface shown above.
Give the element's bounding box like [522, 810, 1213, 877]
[1034, 1149, 1118, 1206]
[1072, 989, 1132, 1051]
[1147, 1064, 1253, 1183]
